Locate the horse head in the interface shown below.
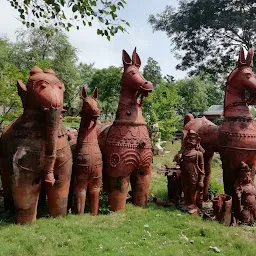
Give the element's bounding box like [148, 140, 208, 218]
[121, 48, 153, 105]
[80, 87, 100, 119]
[227, 48, 256, 101]
[17, 66, 64, 111]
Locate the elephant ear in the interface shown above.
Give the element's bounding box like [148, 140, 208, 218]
[17, 80, 27, 107]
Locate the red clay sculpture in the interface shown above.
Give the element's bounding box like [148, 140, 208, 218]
[72, 88, 102, 215]
[0, 67, 72, 224]
[234, 161, 256, 224]
[179, 48, 256, 222]
[177, 130, 205, 214]
[98, 48, 153, 211]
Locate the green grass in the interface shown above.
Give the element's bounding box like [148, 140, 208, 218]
[0, 141, 255, 255]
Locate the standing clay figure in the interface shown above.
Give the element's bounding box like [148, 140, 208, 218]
[97, 48, 153, 211]
[72, 88, 102, 215]
[235, 161, 256, 224]
[0, 67, 72, 224]
[179, 129, 205, 214]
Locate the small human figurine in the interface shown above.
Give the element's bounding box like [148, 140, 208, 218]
[234, 161, 256, 224]
[177, 129, 205, 214]
[151, 123, 165, 155]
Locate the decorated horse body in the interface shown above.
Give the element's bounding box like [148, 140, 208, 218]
[0, 67, 72, 224]
[72, 88, 102, 215]
[98, 48, 153, 211]
[181, 48, 256, 218]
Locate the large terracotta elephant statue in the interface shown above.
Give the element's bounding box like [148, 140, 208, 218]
[0, 66, 72, 224]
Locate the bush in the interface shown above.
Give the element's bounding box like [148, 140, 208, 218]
[208, 179, 224, 198]
[99, 191, 110, 215]
[62, 116, 81, 123]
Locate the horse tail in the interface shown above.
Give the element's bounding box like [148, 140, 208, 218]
[183, 113, 194, 127]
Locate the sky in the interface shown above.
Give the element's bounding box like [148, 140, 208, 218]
[0, 0, 187, 79]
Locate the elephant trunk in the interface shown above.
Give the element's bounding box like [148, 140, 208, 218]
[43, 109, 61, 185]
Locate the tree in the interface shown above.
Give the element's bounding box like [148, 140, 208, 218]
[143, 57, 162, 88]
[143, 80, 181, 140]
[8, 28, 82, 114]
[88, 66, 122, 120]
[7, 0, 129, 40]
[149, 0, 256, 81]
[174, 76, 223, 116]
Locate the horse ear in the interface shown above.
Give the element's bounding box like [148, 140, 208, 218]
[246, 48, 254, 66]
[81, 87, 87, 99]
[17, 80, 27, 93]
[122, 49, 132, 70]
[92, 88, 98, 99]
[238, 47, 246, 66]
[132, 47, 141, 68]
[17, 80, 27, 106]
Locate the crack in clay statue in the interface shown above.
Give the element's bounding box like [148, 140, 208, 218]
[97, 48, 153, 211]
[0, 67, 72, 224]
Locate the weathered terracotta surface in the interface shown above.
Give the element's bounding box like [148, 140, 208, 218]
[179, 48, 256, 221]
[176, 130, 205, 214]
[72, 88, 102, 215]
[98, 48, 153, 211]
[234, 161, 256, 224]
[165, 165, 182, 206]
[0, 67, 72, 224]
[212, 194, 232, 226]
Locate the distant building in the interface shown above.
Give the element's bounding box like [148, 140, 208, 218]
[202, 105, 223, 122]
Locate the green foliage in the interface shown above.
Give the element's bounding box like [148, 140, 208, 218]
[9, 27, 88, 114]
[149, 0, 256, 81]
[0, 63, 27, 125]
[143, 57, 162, 88]
[98, 191, 110, 215]
[88, 66, 122, 120]
[144, 80, 181, 140]
[62, 116, 80, 123]
[7, 0, 129, 40]
[174, 76, 223, 116]
[208, 180, 224, 198]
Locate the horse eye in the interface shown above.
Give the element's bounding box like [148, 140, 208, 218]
[246, 73, 251, 79]
[58, 84, 62, 89]
[41, 83, 47, 88]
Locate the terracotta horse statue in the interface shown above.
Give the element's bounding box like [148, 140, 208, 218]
[0, 67, 72, 224]
[179, 48, 256, 219]
[72, 87, 102, 215]
[98, 48, 153, 211]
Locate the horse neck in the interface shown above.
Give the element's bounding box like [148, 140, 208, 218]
[77, 117, 98, 143]
[115, 85, 146, 125]
[224, 83, 252, 118]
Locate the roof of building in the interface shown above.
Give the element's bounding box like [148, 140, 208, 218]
[203, 105, 223, 116]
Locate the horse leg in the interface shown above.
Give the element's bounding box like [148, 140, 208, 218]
[73, 176, 88, 215]
[107, 175, 130, 211]
[203, 151, 214, 201]
[12, 170, 41, 224]
[1, 167, 14, 212]
[88, 177, 101, 216]
[130, 167, 151, 207]
[46, 157, 72, 217]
